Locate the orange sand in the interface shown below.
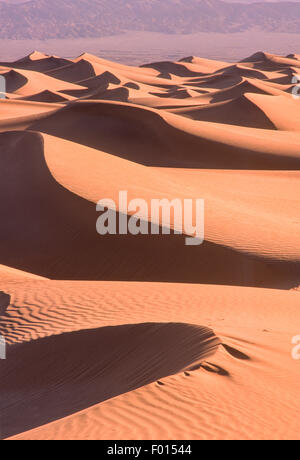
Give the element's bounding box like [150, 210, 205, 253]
[0, 51, 299, 441]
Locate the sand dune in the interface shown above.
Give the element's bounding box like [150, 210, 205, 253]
[0, 51, 72, 72]
[0, 99, 61, 119]
[47, 59, 102, 84]
[1, 280, 299, 440]
[0, 130, 299, 287]
[20, 90, 74, 103]
[21, 100, 300, 170]
[168, 95, 277, 129]
[0, 67, 85, 96]
[0, 264, 46, 281]
[241, 51, 300, 70]
[73, 52, 159, 77]
[1, 319, 219, 438]
[0, 100, 62, 131]
[0, 51, 299, 441]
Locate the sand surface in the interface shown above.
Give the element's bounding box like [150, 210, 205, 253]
[0, 50, 299, 440]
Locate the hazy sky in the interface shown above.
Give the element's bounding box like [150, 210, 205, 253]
[0, 0, 299, 62]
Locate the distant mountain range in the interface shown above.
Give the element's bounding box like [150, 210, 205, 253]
[0, 0, 300, 39]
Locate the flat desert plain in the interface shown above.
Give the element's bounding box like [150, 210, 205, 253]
[0, 50, 299, 440]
